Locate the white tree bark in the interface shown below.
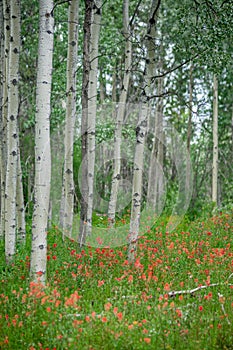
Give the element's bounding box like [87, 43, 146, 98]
[212, 74, 218, 205]
[30, 0, 54, 283]
[79, 0, 92, 246]
[4, 0, 20, 263]
[1, 0, 10, 240]
[128, 0, 160, 263]
[108, 0, 132, 225]
[61, 0, 79, 237]
[147, 66, 164, 212]
[86, 0, 102, 236]
[0, 0, 4, 239]
[16, 151, 26, 243]
[185, 62, 193, 197]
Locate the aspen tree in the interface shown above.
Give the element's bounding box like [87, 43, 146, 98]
[128, 0, 161, 263]
[61, 0, 79, 237]
[108, 0, 132, 226]
[4, 0, 20, 262]
[185, 62, 193, 196]
[212, 74, 218, 205]
[86, 0, 102, 236]
[30, 0, 54, 283]
[0, 0, 4, 239]
[1, 0, 10, 241]
[79, 0, 92, 246]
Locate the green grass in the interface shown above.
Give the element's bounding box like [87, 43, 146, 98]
[0, 211, 233, 350]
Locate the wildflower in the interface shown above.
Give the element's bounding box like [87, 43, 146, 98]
[98, 280, 104, 287]
[144, 338, 151, 344]
[128, 275, 133, 283]
[199, 306, 203, 311]
[176, 309, 182, 317]
[101, 317, 107, 323]
[85, 316, 91, 322]
[113, 307, 118, 315]
[117, 312, 123, 321]
[104, 302, 112, 311]
[164, 283, 170, 291]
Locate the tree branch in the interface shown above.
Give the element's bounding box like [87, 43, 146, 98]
[129, 0, 143, 27]
[166, 283, 233, 298]
[151, 52, 202, 82]
[51, 0, 71, 16]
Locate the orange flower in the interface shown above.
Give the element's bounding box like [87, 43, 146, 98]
[98, 280, 104, 287]
[176, 309, 182, 318]
[104, 302, 112, 311]
[164, 283, 170, 291]
[85, 316, 91, 322]
[101, 317, 107, 323]
[128, 275, 133, 283]
[117, 312, 123, 321]
[144, 338, 151, 344]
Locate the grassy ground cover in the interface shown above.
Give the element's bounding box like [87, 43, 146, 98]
[0, 212, 233, 349]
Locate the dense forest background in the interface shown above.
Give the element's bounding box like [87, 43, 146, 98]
[0, 0, 233, 275]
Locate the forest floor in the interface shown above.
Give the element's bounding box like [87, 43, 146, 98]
[0, 211, 233, 349]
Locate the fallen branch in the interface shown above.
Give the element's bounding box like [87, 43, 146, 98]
[167, 283, 233, 298]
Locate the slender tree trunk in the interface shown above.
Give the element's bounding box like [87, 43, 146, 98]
[1, 0, 10, 241]
[30, 0, 54, 283]
[79, 0, 92, 246]
[146, 5, 160, 212]
[186, 62, 193, 196]
[108, 0, 132, 226]
[4, 0, 20, 263]
[16, 151, 26, 243]
[147, 72, 164, 212]
[0, 0, 4, 239]
[155, 73, 164, 212]
[86, 0, 102, 237]
[60, 0, 79, 238]
[212, 74, 218, 205]
[128, 0, 161, 263]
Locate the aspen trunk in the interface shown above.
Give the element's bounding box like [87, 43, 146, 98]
[16, 151, 26, 243]
[147, 72, 164, 212]
[185, 62, 193, 197]
[108, 0, 132, 225]
[79, 0, 92, 246]
[128, 0, 161, 263]
[1, 0, 10, 241]
[86, 0, 102, 236]
[0, 0, 4, 239]
[4, 0, 20, 263]
[212, 74, 218, 205]
[61, 0, 79, 237]
[30, 0, 54, 283]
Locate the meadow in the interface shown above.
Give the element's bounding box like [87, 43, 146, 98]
[0, 211, 233, 350]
